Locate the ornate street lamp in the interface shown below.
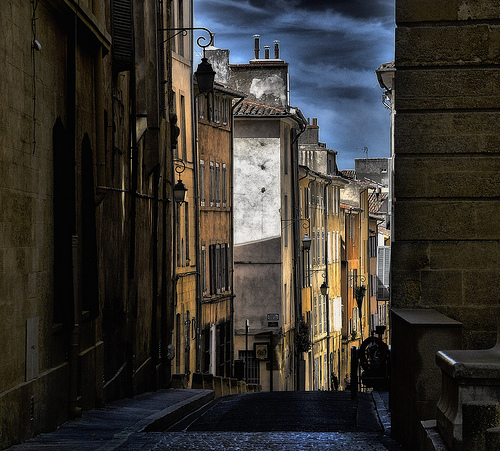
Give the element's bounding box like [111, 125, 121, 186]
[172, 159, 188, 204]
[195, 57, 216, 94]
[302, 233, 311, 251]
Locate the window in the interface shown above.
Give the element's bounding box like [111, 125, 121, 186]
[319, 295, 323, 334]
[323, 295, 327, 333]
[209, 161, 214, 206]
[214, 94, 220, 123]
[201, 246, 207, 294]
[284, 132, 289, 175]
[215, 162, 220, 207]
[198, 95, 205, 119]
[321, 229, 325, 264]
[284, 195, 288, 247]
[327, 232, 332, 264]
[304, 187, 310, 218]
[312, 230, 316, 266]
[336, 231, 340, 262]
[317, 229, 321, 266]
[325, 186, 329, 216]
[180, 95, 186, 160]
[222, 163, 227, 206]
[176, 204, 181, 266]
[207, 93, 213, 122]
[369, 235, 377, 257]
[239, 350, 260, 384]
[184, 202, 189, 262]
[209, 243, 230, 295]
[377, 246, 390, 300]
[200, 159, 205, 206]
[302, 249, 310, 288]
[221, 97, 228, 125]
[314, 295, 318, 336]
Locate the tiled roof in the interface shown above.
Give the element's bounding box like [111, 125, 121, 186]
[369, 192, 388, 214]
[234, 99, 288, 117]
[340, 169, 356, 180]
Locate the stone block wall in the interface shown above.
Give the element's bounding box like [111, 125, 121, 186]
[392, 0, 500, 349]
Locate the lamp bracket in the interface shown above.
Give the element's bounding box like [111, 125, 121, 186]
[158, 27, 214, 51]
[347, 274, 366, 284]
[173, 158, 186, 177]
[281, 217, 310, 231]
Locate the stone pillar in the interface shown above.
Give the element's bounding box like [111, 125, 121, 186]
[390, 309, 461, 450]
[393, 1, 500, 449]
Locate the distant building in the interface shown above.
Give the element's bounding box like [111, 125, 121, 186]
[206, 36, 308, 391]
[196, 81, 244, 379]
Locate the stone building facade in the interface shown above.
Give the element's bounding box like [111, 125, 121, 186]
[0, 0, 179, 447]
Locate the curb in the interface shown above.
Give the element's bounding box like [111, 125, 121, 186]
[141, 390, 215, 432]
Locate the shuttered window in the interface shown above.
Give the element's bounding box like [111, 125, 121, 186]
[111, 0, 133, 72]
[377, 246, 391, 300]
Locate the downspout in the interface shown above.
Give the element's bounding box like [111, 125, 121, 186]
[359, 189, 366, 341]
[68, 12, 81, 419]
[324, 180, 332, 389]
[192, 90, 202, 374]
[291, 115, 307, 391]
[231, 96, 244, 376]
[127, 5, 138, 396]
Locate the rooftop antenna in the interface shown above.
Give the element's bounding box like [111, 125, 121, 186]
[356, 147, 369, 159]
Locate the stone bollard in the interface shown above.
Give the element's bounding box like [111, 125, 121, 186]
[230, 378, 238, 395]
[171, 373, 187, 389]
[202, 373, 214, 391]
[237, 381, 246, 393]
[222, 377, 231, 396]
[213, 376, 223, 398]
[192, 373, 203, 389]
[462, 401, 500, 451]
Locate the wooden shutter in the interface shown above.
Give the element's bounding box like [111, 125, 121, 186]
[111, 0, 134, 72]
[377, 246, 391, 300]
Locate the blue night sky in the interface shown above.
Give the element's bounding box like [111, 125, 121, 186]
[193, 0, 395, 170]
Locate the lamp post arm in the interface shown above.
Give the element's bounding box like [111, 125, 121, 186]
[158, 27, 214, 50]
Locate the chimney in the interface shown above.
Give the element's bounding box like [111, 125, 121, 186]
[264, 45, 270, 59]
[274, 40, 280, 59]
[253, 34, 260, 59]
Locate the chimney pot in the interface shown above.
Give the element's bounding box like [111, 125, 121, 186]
[253, 34, 260, 59]
[273, 40, 280, 59]
[313, 118, 318, 127]
[264, 46, 270, 59]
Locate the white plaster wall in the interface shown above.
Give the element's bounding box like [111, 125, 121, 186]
[234, 137, 282, 244]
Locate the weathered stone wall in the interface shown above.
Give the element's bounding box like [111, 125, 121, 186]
[392, 0, 500, 350]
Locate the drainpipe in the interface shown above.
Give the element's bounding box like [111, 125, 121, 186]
[231, 95, 244, 376]
[291, 115, 307, 391]
[324, 180, 332, 389]
[67, 13, 81, 419]
[192, 89, 202, 374]
[127, 7, 138, 396]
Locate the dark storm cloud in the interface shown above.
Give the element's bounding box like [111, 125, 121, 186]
[194, 0, 394, 169]
[246, 0, 393, 20]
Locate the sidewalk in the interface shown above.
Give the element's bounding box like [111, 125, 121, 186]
[8, 389, 215, 450]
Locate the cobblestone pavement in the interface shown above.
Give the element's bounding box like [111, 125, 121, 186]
[7, 390, 406, 450]
[154, 431, 390, 450]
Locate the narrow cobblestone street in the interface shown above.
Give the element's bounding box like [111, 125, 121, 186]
[156, 391, 404, 450]
[8, 390, 405, 450]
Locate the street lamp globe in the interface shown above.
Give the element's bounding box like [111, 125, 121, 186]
[195, 57, 216, 94]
